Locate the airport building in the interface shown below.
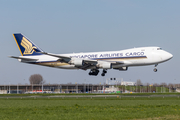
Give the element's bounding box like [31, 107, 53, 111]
[0, 84, 107, 94]
[0, 83, 179, 94]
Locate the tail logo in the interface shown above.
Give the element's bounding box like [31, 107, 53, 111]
[21, 37, 37, 55]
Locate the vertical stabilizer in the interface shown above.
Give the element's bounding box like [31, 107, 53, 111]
[13, 33, 43, 56]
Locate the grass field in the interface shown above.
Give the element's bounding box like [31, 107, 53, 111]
[0, 97, 180, 120]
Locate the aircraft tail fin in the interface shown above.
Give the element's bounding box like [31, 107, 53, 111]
[13, 33, 44, 56]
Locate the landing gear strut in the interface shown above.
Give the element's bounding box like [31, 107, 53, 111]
[89, 69, 99, 76]
[101, 69, 107, 76]
[153, 64, 158, 72]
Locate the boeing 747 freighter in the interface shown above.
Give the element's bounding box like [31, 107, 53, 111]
[10, 33, 173, 76]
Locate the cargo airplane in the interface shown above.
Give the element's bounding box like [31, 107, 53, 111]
[10, 33, 173, 76]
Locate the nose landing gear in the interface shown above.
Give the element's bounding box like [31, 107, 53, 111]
[153, 68, 157, 72]
[153, 64, 158, 72]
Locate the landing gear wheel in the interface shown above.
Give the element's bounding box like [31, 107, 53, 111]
[101, 69, 107, 76]
[101, 73, 105, 76]
[103, 70, 107, 73]
[89, 69, 99, 76]
[153, 68, 157, 72]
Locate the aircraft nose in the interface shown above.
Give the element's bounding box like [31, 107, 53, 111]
[161, 51, 173, 61]
[169, 53, 173, 59]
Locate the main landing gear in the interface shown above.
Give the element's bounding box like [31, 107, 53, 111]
[101, 69, 107, 76]
[89, 69, 99, 76]
[153, 64, 158, 72]
[89, 69, 107, 76]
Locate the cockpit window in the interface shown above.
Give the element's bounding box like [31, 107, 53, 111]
[157, 48, 162, 50]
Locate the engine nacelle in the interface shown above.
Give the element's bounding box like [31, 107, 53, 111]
[72, 59, 84, 67]
[118, 67, 128, 71]
[99, 62, 112, 69]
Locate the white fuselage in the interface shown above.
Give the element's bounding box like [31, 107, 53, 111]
[19, 47, 173, 70]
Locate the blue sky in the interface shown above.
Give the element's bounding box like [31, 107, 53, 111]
[0, 1, 179, 85]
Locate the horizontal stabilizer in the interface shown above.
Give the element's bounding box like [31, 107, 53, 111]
[9, 56, 38, 62]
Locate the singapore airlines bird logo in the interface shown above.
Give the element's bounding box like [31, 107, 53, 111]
[21, 37, 37, 55]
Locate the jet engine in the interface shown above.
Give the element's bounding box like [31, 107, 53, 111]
[72, 59, 84, 67]
[99, 62, 112, 69]
[115, 67, 128, 71]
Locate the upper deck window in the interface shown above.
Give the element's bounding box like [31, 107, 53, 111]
[157, 48, 162, 50]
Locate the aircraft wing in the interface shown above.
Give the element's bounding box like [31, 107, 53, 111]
[40, 52, 72, 63]
[41, 52, 71, 59]
[40, 52, 125, 70]
[41, 52, 98, 64]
